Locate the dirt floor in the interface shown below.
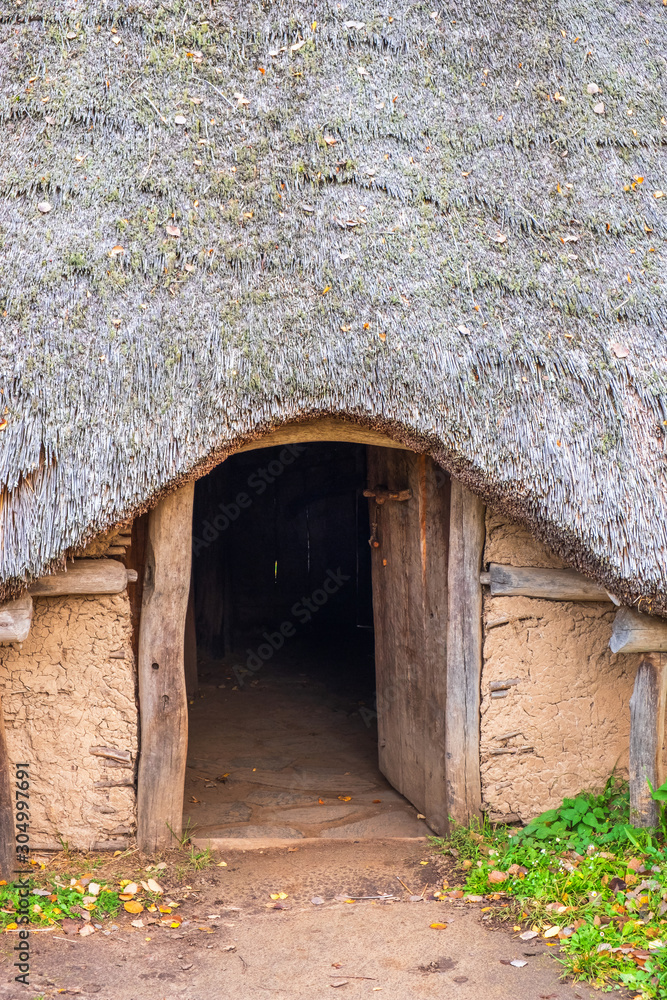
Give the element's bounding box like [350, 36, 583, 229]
[186, 639, 430, 845]
[0, 840, 606, 1000]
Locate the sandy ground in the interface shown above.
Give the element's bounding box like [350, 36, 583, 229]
[185, 644, 429, 843]
[0, 840, 605, 1000]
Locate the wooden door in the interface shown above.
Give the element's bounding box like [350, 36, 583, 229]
[367, 448, 450, 835]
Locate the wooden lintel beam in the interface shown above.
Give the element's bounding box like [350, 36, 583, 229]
[485, 563, 612, 602]
[29, 559, 138, 597]
[629, 653, 667, 827]
[610, 607, 667, 654]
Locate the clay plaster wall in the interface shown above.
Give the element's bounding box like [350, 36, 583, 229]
[481, 511, 636, 824]
[0, 593, 137, 850]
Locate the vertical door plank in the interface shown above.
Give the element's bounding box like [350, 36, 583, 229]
[137, 482, 194, 852]
[629, 652, 667, 827]
[368, 448, 450, 835]
[184, 575, 198, 697]
[446, 481, 485, 826]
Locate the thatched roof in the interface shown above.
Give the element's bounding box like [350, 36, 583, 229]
[0, 1, 666, 610]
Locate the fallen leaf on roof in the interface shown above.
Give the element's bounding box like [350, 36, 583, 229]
[324, 135, 337, 146]
[611, 343, 630, 358]
[166, 225, 181, 237]
[654, 191, 665, 199]
[234, 93, 250, 106]
[291, 39, 307, 52]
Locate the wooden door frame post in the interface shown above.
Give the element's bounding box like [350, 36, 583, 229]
[445, 480, 485, 826]
[629, 652, 667, 827]
[137, 482, 194, 852]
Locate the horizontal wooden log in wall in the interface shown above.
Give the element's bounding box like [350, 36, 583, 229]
[484, 563, 612, 602]
[29, 559, 138, 597]
[0, 596, 33, 644]
[610, 607, 667, 654]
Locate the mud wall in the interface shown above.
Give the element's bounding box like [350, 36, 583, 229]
[0, 592, 137, 851]
[481, 511, 636, 824]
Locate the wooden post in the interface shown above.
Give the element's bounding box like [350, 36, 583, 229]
[137, 483, 194, 852]
[446, 480, 485, 826]
[629, 653, 667, 827]
[0, 703, 15, 879]
[184, 575, 198, 697]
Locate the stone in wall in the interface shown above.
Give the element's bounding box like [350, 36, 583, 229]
[0, 593, 137, 850]
[481, 513, 635, 824]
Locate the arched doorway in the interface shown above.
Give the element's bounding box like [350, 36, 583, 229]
[136, 420, 485, 851]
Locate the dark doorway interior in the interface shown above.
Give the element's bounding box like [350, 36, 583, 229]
[185, 442, 431, 841]
[193, 442, 374, 698]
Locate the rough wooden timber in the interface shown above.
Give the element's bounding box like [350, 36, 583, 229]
[137, 483, 193, 852]
[0, 708, 15, 879]
[446, 481, 486, 825]
[0, 596, 33, 644]
[610, 608, 667, 654]
[487, 564, 611, 602]
[237, 418, 410, 453]
[368, 449, 450, 836]
[629, 654, 667, 827]
[29, 560, 137, 597]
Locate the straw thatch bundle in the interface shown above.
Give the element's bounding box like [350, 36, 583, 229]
[0, 1, 665, 609]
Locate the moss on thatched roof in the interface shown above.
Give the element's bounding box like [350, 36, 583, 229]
[0, 1, 666, 609]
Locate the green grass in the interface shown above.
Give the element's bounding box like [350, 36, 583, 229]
[0, 874, 121, 929]
[434, 777, 667, 997]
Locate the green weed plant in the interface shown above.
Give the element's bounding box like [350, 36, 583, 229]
[435, 777, 667, 997]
